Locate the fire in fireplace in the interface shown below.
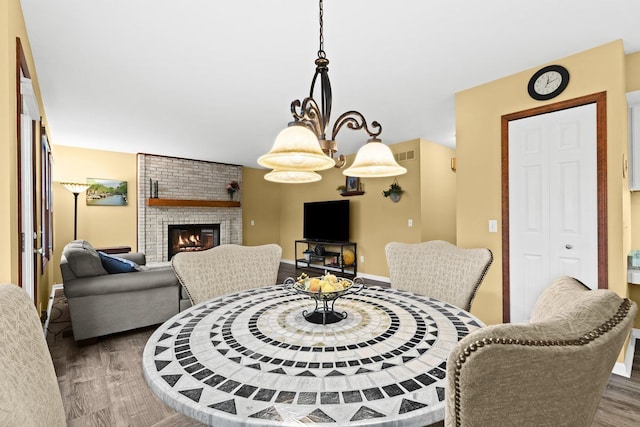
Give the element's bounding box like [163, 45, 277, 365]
[168, 224, 220, 260]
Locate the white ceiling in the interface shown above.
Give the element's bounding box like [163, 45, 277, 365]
[20, 0, 640, 168]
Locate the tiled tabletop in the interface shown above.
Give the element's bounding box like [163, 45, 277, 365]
[142, 285, 484, 426]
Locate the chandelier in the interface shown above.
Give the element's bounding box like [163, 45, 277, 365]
[258, 0, 407, 183]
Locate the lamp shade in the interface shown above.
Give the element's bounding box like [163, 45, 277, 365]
[258, 124, 335, 172]
[61, 182, 90, 194]
[264, 169, 322, 184]
[343, 140, 407, 178]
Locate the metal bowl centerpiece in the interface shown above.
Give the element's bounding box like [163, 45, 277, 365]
[284, 273, 364, 325]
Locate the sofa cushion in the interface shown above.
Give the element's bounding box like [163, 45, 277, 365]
[64, 242, 108, 278]
[98, 251, 140, 274]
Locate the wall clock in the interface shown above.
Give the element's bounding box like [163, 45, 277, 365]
[527, 65, 570, 101]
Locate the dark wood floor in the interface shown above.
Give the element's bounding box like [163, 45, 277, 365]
[46, 263, 640, 426]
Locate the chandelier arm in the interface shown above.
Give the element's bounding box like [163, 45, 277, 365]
[290, 98, 323, 137]
[330, 110, 383, 140]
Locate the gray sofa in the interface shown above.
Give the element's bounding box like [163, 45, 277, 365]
[61, 240, 191, 341]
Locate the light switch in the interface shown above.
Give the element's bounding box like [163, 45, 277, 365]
[251, 220, 255, 226]
[408, 219, 413, 227]
[488, 220, 498, 233]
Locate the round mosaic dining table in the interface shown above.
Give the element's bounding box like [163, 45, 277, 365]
[142, 284, 484, 426]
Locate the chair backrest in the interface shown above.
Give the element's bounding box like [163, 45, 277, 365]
[60, 239, 108, 281]
[385, 240, 492, 310]
[0, 284, 66, 426]
[445, 276, 637, 427]
[171, 243, 282, 305]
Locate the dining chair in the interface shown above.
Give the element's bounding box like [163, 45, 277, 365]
[385, 240, 492, 310]
[171, 243, 282, 305]
[445, 276, 637, 427]
[0, 284, 66, 426]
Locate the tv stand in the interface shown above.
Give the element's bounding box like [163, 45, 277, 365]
[295, 240, 357, 277]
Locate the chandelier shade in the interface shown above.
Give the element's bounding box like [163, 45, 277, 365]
[343, 139, 408, 178]
[258, 124, 335, 172]
[263, 169, 322, 184]
[259, 0, 406, 183]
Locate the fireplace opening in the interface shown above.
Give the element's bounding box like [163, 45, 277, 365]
[168, 224, 220, 260]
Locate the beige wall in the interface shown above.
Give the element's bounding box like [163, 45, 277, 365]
[241, 167, 282, 246]
[251, 138, 455, 279]
[1, 0, 55, 314]
[52, 145, 138, 284]
[0, 0, 15, 284]
[456, 40, 631, 328]
[420, 140, 457, 242]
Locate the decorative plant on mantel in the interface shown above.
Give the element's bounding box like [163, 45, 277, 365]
[226, 181, 240, 199]
[382, 179, 403, 202]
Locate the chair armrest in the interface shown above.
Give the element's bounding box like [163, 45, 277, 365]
[63, 268, 178, 298]
[113, 252, 146, 266]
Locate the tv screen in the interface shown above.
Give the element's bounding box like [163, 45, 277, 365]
[303, 200, 350, 243]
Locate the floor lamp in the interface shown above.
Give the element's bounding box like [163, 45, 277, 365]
[61, 182, 90, 240]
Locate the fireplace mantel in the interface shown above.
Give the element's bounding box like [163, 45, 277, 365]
[146, 198, 240, 208]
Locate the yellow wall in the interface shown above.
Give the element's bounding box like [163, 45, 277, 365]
[1, 0, 55, 314]
[244, 138, 455, 279]
[456, 40, 630, 327]
[626, 51, 640, 328]
[0, 0, 14, 284]
[420, 140, 457, 242]
[242, 167, 282, 246]
[51, 145, 138, 284]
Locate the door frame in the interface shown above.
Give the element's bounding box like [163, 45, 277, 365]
[16, 37, 29, 290]
[501, 92, 608, 322]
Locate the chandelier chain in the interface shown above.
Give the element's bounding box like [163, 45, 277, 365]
[318, 0, 325, 58]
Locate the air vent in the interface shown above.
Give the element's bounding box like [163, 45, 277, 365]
[394, 150, 415, 162]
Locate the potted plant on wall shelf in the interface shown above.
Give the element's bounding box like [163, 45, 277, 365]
[226, 181, 240, 200]
[337, 185, 347, 195]
[383, 179, 403, 203]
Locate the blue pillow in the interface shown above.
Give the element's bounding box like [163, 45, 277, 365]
[98, 251, 139, 274]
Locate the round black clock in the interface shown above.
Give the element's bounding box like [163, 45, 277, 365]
[527, 65, 570, 101]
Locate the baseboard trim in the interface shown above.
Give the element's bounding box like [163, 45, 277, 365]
[612, 328, 639, 378]
[43, 284, 64, 338]
[280, 259, 390, 284]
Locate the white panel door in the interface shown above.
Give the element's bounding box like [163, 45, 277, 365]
[20, 77, 39, 303]
[509, 104, 597, 322]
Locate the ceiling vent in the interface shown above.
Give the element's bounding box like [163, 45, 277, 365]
[394, 150, 415, 162]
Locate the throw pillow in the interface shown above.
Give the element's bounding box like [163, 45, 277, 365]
[98, 251, 140, 274]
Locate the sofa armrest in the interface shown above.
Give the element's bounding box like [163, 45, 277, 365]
[113, 252, 146, 266]
[63, 268, 178, 298]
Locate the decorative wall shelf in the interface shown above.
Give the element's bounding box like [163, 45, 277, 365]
[146, 198, 240, 208]
[340, 191, 365, 197]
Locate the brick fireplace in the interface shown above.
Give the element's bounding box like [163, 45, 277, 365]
[137, 154, 242, 263]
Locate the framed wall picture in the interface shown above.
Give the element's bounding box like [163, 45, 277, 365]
[346, 176, 360, 192]
[86, 178, 128, 206]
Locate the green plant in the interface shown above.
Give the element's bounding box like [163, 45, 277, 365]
[337, 185, 347, 193]
[383, 181, 403, 197]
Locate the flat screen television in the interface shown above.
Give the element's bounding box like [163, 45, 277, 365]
[303, 200, 350, 243]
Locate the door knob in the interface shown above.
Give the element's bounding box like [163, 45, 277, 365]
[565, 244, 573, 249]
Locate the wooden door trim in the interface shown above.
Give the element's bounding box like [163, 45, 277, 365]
[501, 92, 608, 322]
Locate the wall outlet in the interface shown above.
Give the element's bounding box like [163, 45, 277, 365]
[250, 220, 255, 226]
[360, 255, 364, 263]
[408, 219, 413, 227]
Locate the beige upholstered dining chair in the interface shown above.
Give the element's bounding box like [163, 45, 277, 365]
[385, 240, 492, 310]
[0, 284, 66, 426]
[171, 243, 282, 305]
[445, 276, 637, 427]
